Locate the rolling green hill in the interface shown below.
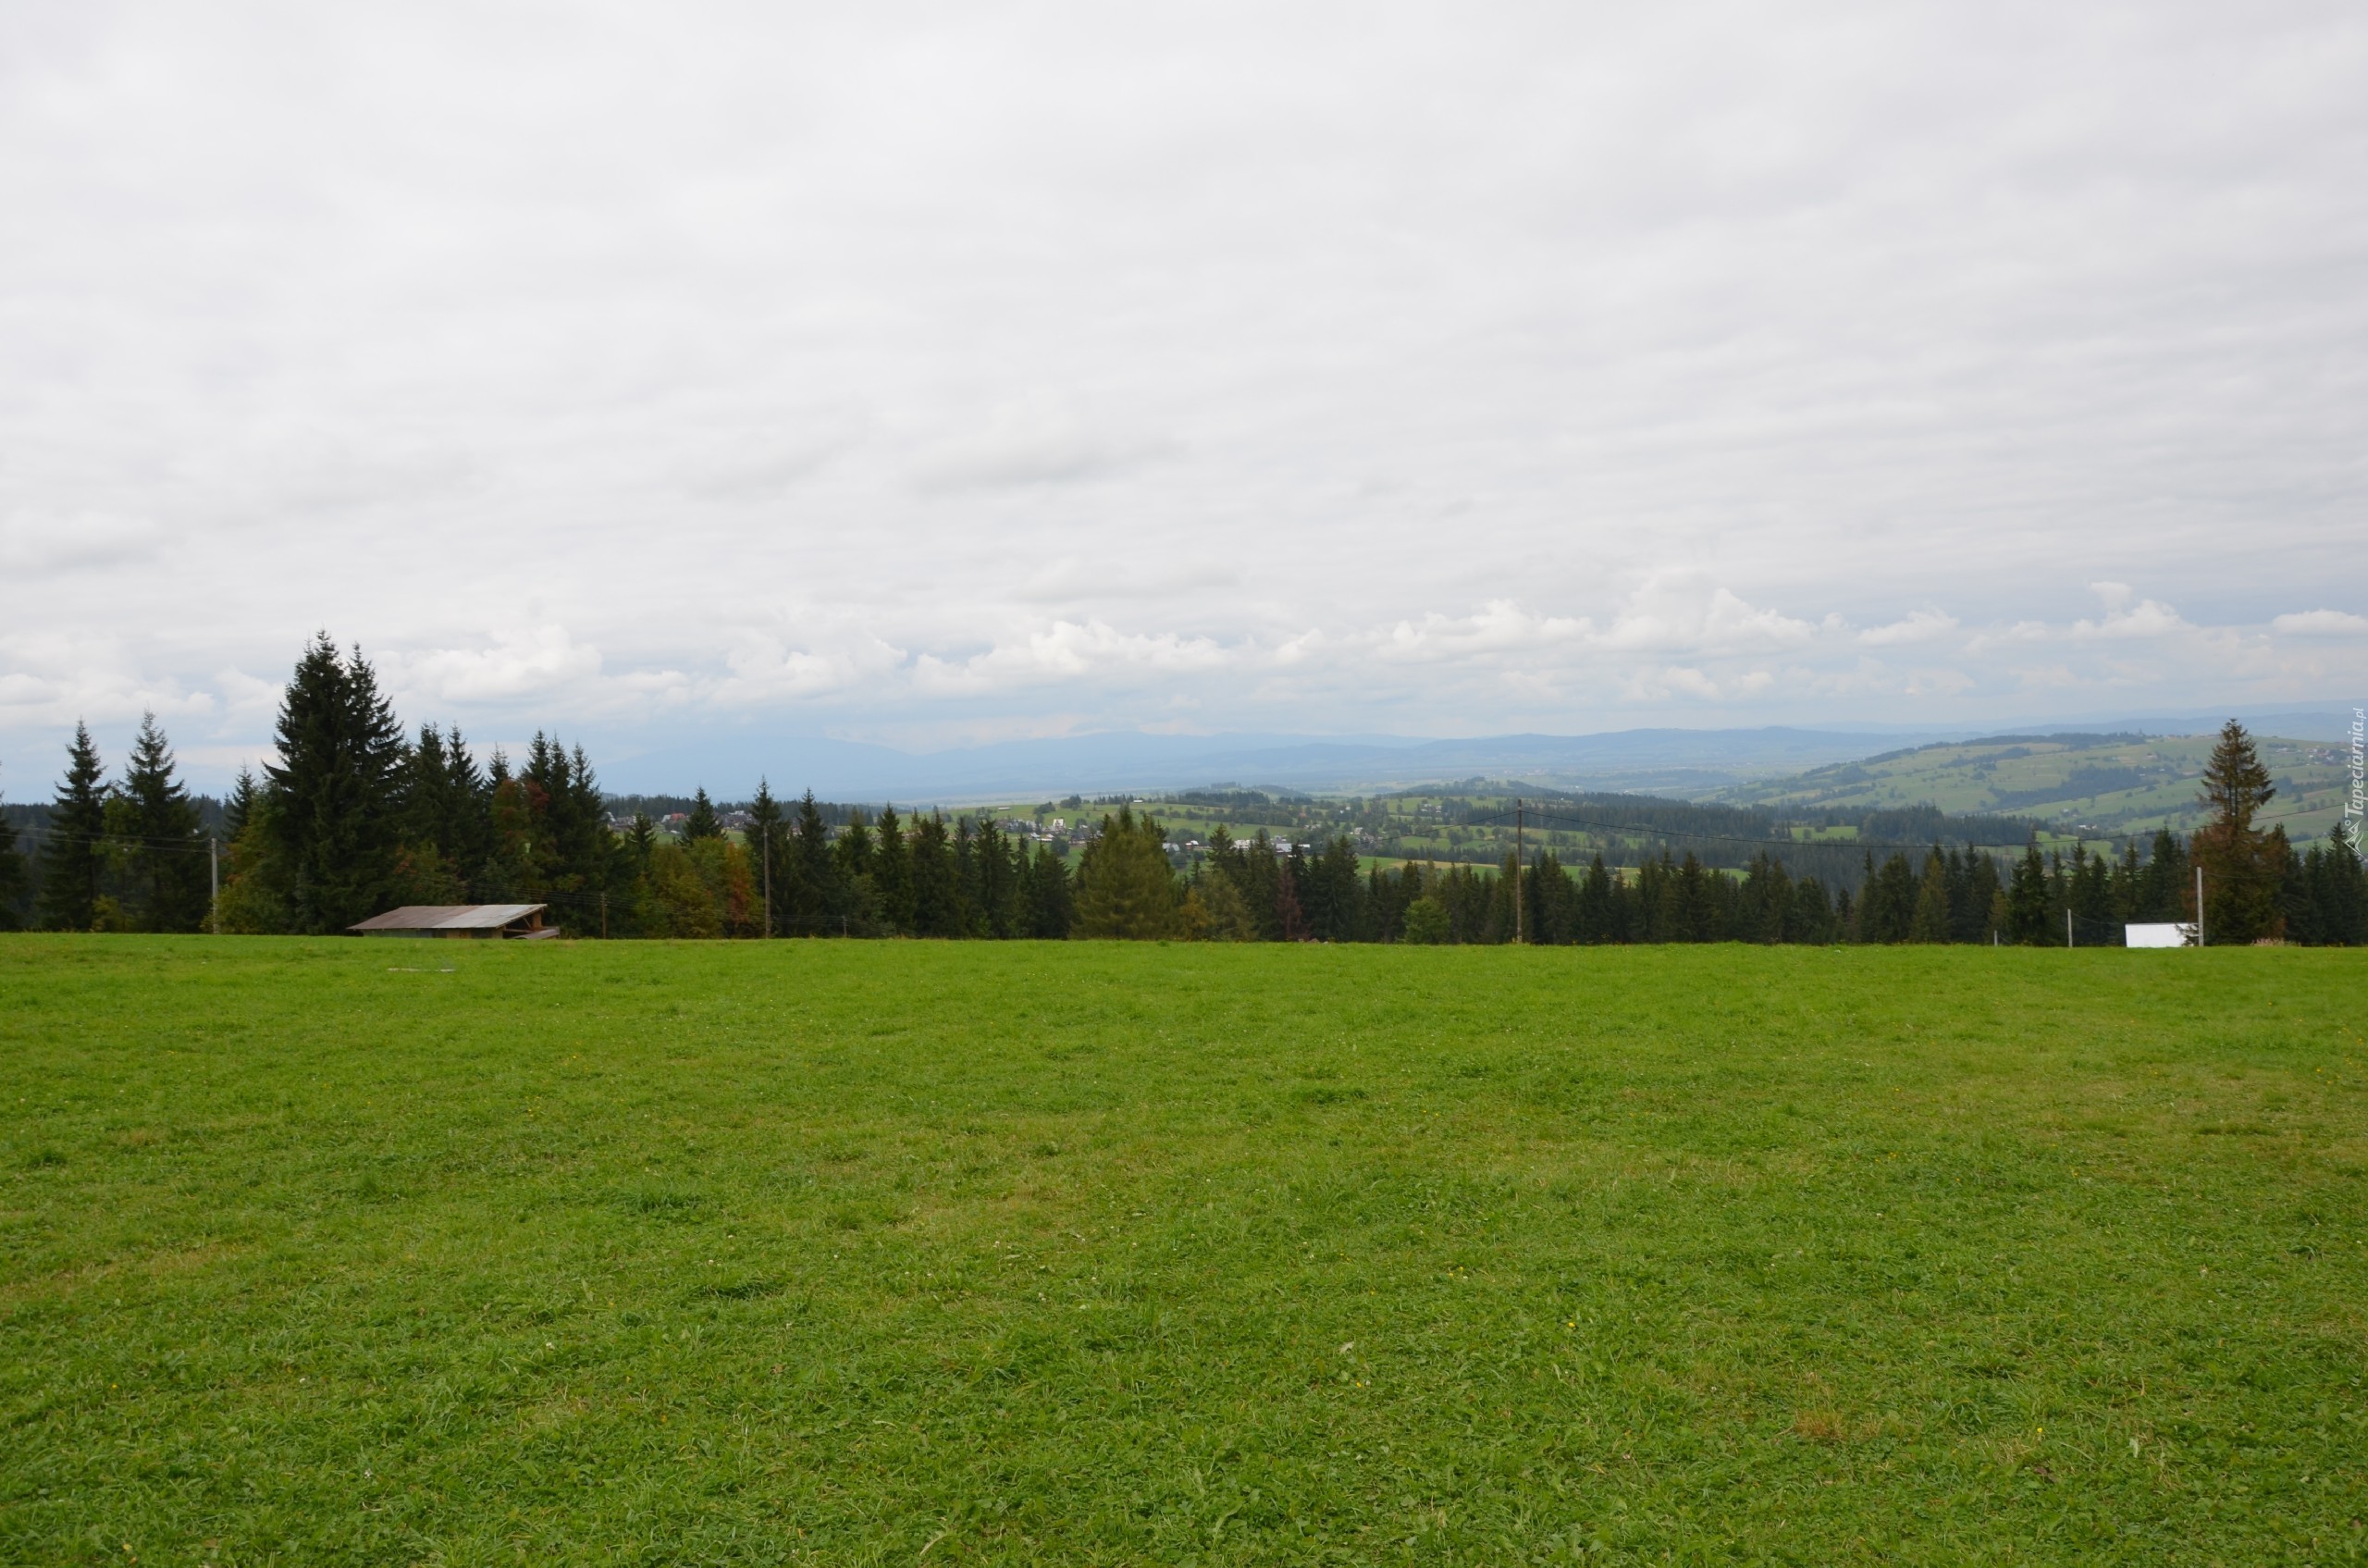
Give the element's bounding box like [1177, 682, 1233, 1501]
[1708, 731, 2355, 846]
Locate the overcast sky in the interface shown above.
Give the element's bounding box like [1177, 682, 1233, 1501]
[5, 1, 2364, 789]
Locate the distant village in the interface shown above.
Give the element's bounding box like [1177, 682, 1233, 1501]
[607, 808, 1315, 867]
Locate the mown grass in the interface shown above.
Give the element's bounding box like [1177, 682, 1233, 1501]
[2, 936, 2364, 1565]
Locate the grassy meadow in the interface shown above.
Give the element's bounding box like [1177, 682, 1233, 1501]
[3, 936, 2365, 1564]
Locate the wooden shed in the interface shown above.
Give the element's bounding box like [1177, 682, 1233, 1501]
[348, 904, 554, 939]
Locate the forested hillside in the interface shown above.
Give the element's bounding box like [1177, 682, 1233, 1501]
[1710, 731, 2355, 844]
[4, 639, 2361, 945]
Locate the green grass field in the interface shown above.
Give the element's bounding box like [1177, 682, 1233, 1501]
[5, 938, 2365, 1564]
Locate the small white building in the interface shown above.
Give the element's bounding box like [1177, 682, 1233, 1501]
[2126, 922, 2195, 948]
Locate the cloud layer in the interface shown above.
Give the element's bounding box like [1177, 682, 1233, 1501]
[3, 2, 2364, 786]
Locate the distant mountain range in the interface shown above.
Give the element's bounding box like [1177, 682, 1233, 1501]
[592, 725, 1956, 800]
[594, 704, 2354, 802]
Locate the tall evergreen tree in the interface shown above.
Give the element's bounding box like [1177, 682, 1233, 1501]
[221, 765, 262, 839]
[2295, 821, 2365, 945]
[1020, 843, 1074, 938]
[833, 808, 877, 932]
[264, 635, 408, 932]
[1909, 848, 1952, 943]
[0, 777, 30, 931]
[2132, 829, 2189, 922]
[746, 780, 786, 934]
[973, 817, 1021, 937]
[1857, 852, 1917, 944]
[2067, 843, 2114, 943]
[792, 791, 840, 934]
[1303, 834, 1365, 941]
[2193, 719, 2282, 943]
[872, 807, 914, 932]
[909, 812, 961, 936]
[118, 712, 209, 932]
[1074, 808, 1179, 939]
[1961, 851, 2003, 943]
[683, 787, 722, 841]
[1792, 875, 1837, 944]
[401, 723, 459, 858]
[38, 722, 107, 932]
[1577, 854, 1616, 944]
[2006, 842, 2053, 945]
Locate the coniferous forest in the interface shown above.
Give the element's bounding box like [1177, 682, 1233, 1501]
[2, 636, 2362, 945]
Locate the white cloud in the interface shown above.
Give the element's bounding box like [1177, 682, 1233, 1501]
[910, 620, 1232, 695]
[1857, 609, 1960, 647]
[2271, 608, 2368, 636]
[0, 3, 2362, 780]
[1596, 577, 1818, 655]
[1373, 600, 1592, 661]
[2068, 590, 2192, 640]
[388, 626, 603, 706]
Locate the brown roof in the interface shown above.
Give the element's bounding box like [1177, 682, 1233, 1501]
[349, 904, 548, 932]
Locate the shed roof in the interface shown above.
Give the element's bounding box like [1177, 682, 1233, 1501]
[349, 904, 548, 932]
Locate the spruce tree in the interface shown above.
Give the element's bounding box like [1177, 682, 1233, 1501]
[1021, 843, 1074, 938]
[1793, 876, 1836, 944]
[2068, 843, 2114, 942]
[746, 780, 785, 934]
[833, 808, 876, 932]
[38, 722, 107, 932]
[909, 812, 960, 936]
[1577, 854, 1614, 944]
[440, 729, 495, 890]
[2193, 719, 2282, 943]
[1966, 853, 2004, 942]
[2135, 829, 2189, 922]
[973, 817, 1019, 937]
[2006, 842, 2052, 944]
[1186, 865, 1256, 940]
[1909, 850, 1952, 943]
[0, 781, 29, 931]
[1235, 830, 1283, 940]
[221, 765, 262, 840]
[522, 738, 613, 913]
[1273, 854, 1309, 942]
[119, 712, 209, 932]
[872, 807, 913, 932]
[401, 723, 458, 858]
[2309, 821, 2366, 945]
[1074, 808, 1179, 939]
[793, 791, 839, 934]
[264, 635, 408, 932]
[684, 788, 722, 841]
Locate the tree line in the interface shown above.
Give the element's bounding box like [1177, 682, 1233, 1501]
[2, 644, 2360, 946]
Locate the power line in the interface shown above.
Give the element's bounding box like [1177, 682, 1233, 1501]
[14, 827, 219, 856]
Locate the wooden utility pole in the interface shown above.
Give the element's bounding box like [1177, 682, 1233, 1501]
[1513, 798, 1524, 945]
[762, 828, 772, 938]
[208, 837, 218, 935]
[2195, 864, 2204, 947]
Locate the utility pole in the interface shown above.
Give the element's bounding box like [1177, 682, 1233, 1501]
[2066, 907, 2073, 949]
[1513, 798, 1524, 946]
[209, 837, 219, 935]
[762, 827, 772, 939]
[2195, 864, 2205, 947]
